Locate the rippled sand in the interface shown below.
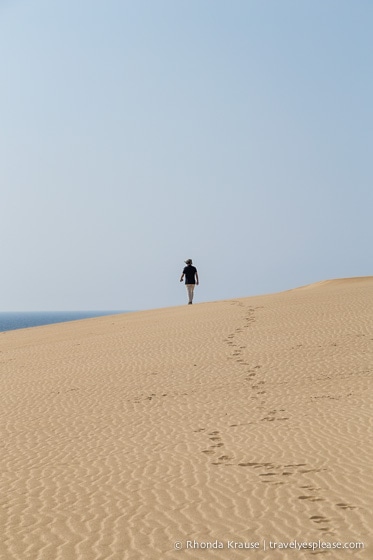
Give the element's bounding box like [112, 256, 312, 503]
[1, 277, 372, 559]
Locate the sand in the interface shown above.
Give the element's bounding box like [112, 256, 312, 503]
[0, 277, 372, 560]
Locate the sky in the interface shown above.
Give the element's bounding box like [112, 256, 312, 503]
[1, 0, 372, 311]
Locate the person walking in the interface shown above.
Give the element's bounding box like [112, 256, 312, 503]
[180, 259, 199, 304]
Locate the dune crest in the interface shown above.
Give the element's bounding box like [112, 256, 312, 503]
[287, 275, 373, 291]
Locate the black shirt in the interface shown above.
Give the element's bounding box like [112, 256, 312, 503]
[183, 265, 197, 284]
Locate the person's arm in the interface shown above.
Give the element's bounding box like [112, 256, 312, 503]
[195, 271, 199, 285]
[180, 273, 184, 282]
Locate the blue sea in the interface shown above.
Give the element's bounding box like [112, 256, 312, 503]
[0, 311, 127, 333]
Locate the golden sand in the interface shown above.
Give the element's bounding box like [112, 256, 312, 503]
[0, 277, 372, 559]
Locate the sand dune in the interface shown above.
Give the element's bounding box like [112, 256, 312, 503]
[0, 277, 372, 559]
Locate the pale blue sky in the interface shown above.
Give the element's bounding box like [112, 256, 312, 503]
[1, 0, 372, 311]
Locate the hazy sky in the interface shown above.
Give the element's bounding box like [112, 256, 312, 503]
[1, 0, 372, 311]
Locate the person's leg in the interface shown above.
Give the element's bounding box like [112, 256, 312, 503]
[186, 284, 195, 304]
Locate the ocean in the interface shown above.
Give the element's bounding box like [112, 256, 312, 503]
[0, 311, 127, 333]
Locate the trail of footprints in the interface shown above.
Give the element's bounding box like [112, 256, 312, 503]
[197, 429, 234, 465]
[224, 305, 272, 403]
[200, 304, 359, 540]
[224, 304, 290, 418]
[196, 426, 358, 538]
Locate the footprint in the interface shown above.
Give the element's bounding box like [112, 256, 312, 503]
[336, 503, 356, 510]
[310, 516, 330, 524]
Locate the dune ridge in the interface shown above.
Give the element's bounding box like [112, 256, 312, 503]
[0, 277, 372, 559]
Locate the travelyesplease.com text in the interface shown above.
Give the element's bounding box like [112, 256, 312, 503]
[174, 539, 365, 551]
